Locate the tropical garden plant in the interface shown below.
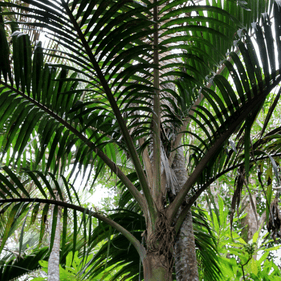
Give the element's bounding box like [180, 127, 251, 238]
[1, 0, 281, 280]
[205, 195, 281, 280]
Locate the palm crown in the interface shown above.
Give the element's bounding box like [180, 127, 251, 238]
[0, 0, 281, 280]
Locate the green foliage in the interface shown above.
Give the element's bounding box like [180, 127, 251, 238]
[219, 233, 281, 280]
[32, 250, 135, 281]
[32, 251, 93, 281]
[0, 0, 281, 280]
[206, 196, 281, 280]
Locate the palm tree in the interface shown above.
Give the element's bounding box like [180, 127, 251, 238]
[0, 0, 281, 280]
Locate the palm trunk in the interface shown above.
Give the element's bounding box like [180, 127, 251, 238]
[48, 198, 61, 281]
[143, 253, 173, 281]
[172, 149, 199, 281]
[174, 210, 198, 281]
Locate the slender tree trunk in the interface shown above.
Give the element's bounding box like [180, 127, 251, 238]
[143, 253, 172, 281]
[172, 148, 199, 281]
[240, 193, 260, 261]
[48, 194, 61, 281]
[241, 194, 258, 242]
[174, 209, 198, 281]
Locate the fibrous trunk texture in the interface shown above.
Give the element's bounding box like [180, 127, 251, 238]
[172, 149, 199, 281]
[174, 209, 199, 281]
[48, 203, 61, 281]
[143, 253, 172, 281]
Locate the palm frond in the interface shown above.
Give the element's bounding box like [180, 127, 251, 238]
[170, 3, 281, 224]
[0, 1, 281, 280]
[184, 3, 281, 190]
